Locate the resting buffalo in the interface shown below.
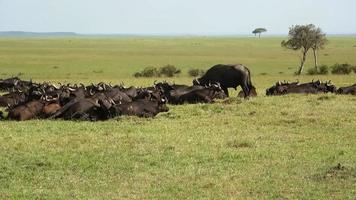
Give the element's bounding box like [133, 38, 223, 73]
[50, 93, 115, 121]
[114, 99, 168, 118]
[173, 84, 226, 104]
[0, 92, 27, 108]
[155, 82, 226, 104]
[8, 100, 46, 121]
[193, 64, 255, 98]
[266, 80, 336, 96]
[0, 77, 34, 92]
[336, 84, 356, 95]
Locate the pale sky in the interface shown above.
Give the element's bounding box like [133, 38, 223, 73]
[0, 0, 355, 35]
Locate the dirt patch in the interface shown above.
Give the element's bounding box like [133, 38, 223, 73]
[249, 111, 256, 116]
[227, 140, 254, 149]
[313, 163, 356, 181]
[317, 95, 335, 101]
[221, 98, 242, 105]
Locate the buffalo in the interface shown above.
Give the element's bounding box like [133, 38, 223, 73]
[113, 88, 168, 118]
[0, 92, 27, 108]
[336, 84, 356, 95]
[155, 82, 226, 104]
[238, 86, 257, 98]
[266, 80, 336, 96]
[50, 93, 116, 121]
[193, 64, 255, 98]
[8, 100, 46, 121]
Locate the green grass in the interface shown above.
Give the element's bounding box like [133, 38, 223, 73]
[0, 37, 356, 199]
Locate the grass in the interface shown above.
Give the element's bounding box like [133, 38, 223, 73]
[0, 37, 356, 199]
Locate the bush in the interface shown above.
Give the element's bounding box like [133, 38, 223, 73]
[306, 65, 329, 75]
[159, 65, 181, 77]
[306, 68, 318, 75]
[133, 65, 181, 78]
[133, 67, 160, 77]
[318, 65, 329, 74]
[133, 72, 142, 77]
[188, 68, 205, 77]
[351, 66, 356, 73]
[331, 63, 353, 75]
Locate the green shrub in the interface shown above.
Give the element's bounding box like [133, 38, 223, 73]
[306, 68, 318, 75]
[133, 72, 142, 77]
[331, 63, 353, 74]
[351, 66, 356, 73]
[188, 68, 205, 77]
[307, 65, 329, 75]
[133, 67, 160, 77]
[133, 65, 181, 78]
[159, 65, 181, 77]
[318, 65, 329, 74]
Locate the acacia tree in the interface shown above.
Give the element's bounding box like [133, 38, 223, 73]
[311, 27, 327, 70]
[281, 24, 321, 75]
[252, 28, 267, 38]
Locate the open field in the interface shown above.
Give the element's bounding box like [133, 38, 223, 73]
[0, 37, 356, 199]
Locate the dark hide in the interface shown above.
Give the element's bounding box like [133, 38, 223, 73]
[8, 100, 45, 121]
[104, 88, 132, 104]
[266, 80, 336, 96]
[193, 64, 254, 97]
[175, 84, 226, 104]
[114, 99, 169, 118]
[238, 86, 258, 98]
[50, 93, 115, 121]
[336, 84, 356, 95]
[0, 92, 27, 108]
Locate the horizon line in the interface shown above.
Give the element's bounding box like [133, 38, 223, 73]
[0, 30, 355, 37]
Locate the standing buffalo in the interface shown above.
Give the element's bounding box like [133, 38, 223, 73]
[193, 64, 255, 98]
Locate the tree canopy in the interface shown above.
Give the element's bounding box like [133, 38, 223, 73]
[252, 28, 267, 38]
[281, 24, 327, 74]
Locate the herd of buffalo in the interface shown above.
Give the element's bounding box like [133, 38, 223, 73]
[0, 64, 355, 121]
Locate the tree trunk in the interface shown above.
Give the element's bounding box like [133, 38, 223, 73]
[298, 50, 307, 75]
[258, 33, 261, 38]
[313, 48, 318, 70]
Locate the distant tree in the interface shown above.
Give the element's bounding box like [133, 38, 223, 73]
[282, 24, 322, 75]
[311, 27, 327, 70]
[252, 28, 267, 38]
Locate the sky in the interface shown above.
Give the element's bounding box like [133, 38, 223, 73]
[0, 0, 355, 35]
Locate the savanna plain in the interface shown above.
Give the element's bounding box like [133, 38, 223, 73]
[0, 37, 355, 199]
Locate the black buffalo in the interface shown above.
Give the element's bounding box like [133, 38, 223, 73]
[113, 98, 168, 118]
[50, 93, 115, 121]
[193, 64, 254, 98]
[155, 82, 226, 104]
[0, 92, 27, 108]
[266, 80, 336, 96]
[336, 84, 356, 95]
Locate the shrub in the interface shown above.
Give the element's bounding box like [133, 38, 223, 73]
[188, 68, 205, 77]
[133, 65, 181, 78]
[318, 65, 329, 74]
[133, 72, 142, 77]
[351, 66, 356, 73]
[133, 67, 160, 77]
[307, 68, 318, 75]
[159, 65, 181, 77]
[306, 65, 329, 75]
[331, 63, 353, 75]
